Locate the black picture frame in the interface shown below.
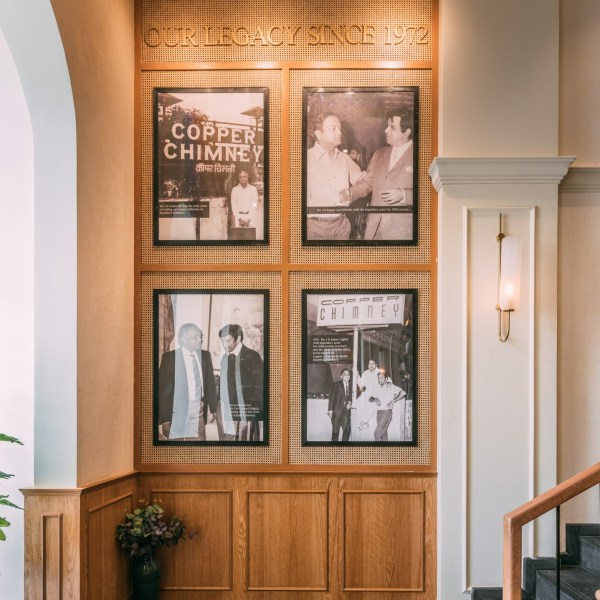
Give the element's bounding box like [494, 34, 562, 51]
[153, 88, 269, 245]
[302, 87, 419, 246]
[301, 289, 417, 446]
[153, 289, 269, 446]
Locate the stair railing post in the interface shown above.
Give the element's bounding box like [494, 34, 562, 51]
[503, 515, 522, 600]
[556, 505, 560, 600]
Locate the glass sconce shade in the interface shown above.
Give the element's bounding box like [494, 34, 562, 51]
[498, 235, 521, 311]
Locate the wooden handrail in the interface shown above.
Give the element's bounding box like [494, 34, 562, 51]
[503, 461, 600, 600]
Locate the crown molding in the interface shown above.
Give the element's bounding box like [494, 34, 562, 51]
[428, 157, 575, 191]
[559, 167, 600, 194]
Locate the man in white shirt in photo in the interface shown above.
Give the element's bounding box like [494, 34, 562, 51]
[306, 112, 363, 241]
[366, 371, 407, 442]
[230, 169, 259, 231]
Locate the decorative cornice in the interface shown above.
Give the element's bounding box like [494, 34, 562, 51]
[20, 487, 83, 497]
[559, 167, 600, 194]
[428, 157, 575, 191]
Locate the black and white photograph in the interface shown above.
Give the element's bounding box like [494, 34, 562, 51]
[154, 88, 268, 245]
[302, 87, 418, 246]
[302, 290, 417, 446]
[153, 290, 268, 445]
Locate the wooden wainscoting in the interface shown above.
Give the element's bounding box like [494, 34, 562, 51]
[24, 491, 82, 600]
[82, 476, 137, 599]
[138, 473, 436, 600]
[23, 472, 435, 599]
[247, 489, 329, 591]
[23, 473, 137, 600]
[343, 490, 425, 592]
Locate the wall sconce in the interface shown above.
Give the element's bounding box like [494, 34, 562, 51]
[496, 220, 521, 342]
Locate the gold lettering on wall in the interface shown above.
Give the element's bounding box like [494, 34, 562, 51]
[143, 24, 430, 48]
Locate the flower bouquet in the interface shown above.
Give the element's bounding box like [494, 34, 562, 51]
[116, 498, 188, 557]
[116, 498, 191, 599]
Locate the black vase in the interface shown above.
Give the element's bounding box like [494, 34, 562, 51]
[132, 554, 161, 599]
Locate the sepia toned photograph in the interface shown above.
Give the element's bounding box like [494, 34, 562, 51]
[153, 290, 268, 445]
[302, 289, 417, 446]
[302, 87, 418, 246]
[154, 88, 268, 245]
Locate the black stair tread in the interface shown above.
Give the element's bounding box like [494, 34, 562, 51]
[471, 587, 502, 600]
[538, 566, 600, 600]
[565, 525, 600, 564]
[580, 536, 600, 577]
[580, 535, 600, 547]
[470, 587, 531, 600]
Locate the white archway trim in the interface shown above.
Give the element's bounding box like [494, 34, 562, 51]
[0, 25, 34, 600]
[0, 0, 77, 487]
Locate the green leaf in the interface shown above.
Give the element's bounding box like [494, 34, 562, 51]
[0, 517, 10, 527]
[0, 496, 22, 510]
[0, 472, 14, 479]
[0, 434, 23, 445]
[0, 529, 6, 541]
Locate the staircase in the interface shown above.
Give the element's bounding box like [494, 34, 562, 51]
[472, 524, 600, 600]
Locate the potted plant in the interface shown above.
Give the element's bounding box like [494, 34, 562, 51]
[116, 498, 191, 599]
[0, 433, 24, 542]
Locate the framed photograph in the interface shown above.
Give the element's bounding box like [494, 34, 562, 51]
[154, 88, 268, 245]
[153, 290, 269, 445]
[302, 87, 418, 246]
[302, 289, 417, 446]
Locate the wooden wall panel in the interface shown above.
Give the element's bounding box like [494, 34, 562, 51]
[343, 491, 425, 591]
[138, 473, 436, 600]
[86, 493, 133, 599]
[247, 490, 328, 590]
[24, 473, 435, 599]
[150, 489, 233, 591]
[42, 513, 62, 600]
[24, 493, 81, 600]
[82, 475, 137, 600]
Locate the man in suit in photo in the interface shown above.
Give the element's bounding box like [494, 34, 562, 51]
[327, 368, 353, 442]
[348, 105, 415, 241]
[218, 323, 264, 441]
[158, 323, 218, 441]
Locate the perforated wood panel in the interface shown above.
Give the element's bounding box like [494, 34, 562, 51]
[140, 272, 282, 464]
[140, 0, 433, 64]
[137, 0, 436, 470]
[289, 271, 431, 465]
[141, 70, 282, 265]
[290, 69, 432, 265]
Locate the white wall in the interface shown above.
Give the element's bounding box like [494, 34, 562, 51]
[557, 2, 600, 514]
[439, 0, 558, 156]
[559, 1, 600, 167]
[558, 173, 600, 527]
[0, 28, 34, 600]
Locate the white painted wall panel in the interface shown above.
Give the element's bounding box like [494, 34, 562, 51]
[560, 1, 600, 167]
[432, 157, 572, 597]
[466, 209, 532, 587]
[558, 184, 600, 528]
[439, 0, 559, 157]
